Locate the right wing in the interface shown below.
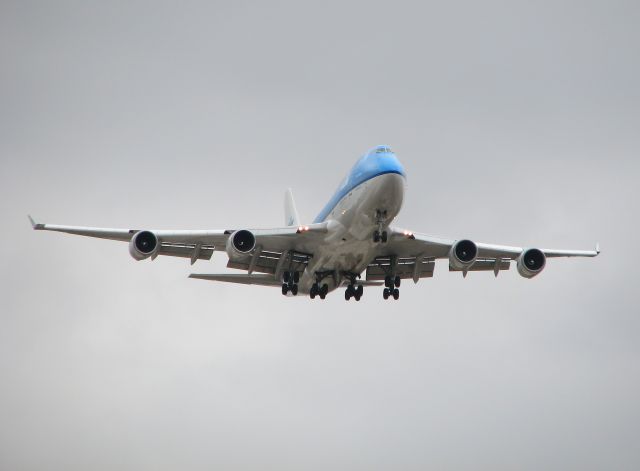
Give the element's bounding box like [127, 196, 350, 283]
[29, 216, 328, 276]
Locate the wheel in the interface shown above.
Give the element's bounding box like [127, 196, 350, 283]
[293, 271, 300, 283]
[310, 283, 318, 296]
[383, 288, 390, 299]
[282, 284, 289, 296]
[393, 288, 399, 300]
[384, 275, 392, 288]
[283, 272, 290, 283]
[319, 292, 326, 300]
[373, 231, 380, 242]
[291, 284, 298, 296]
[355, 294, 361, 301]
[357, 285, 363, 297]
[381, 231, 388, 243]
[321, 284, 329, 296]
[345, 290, 351, 301]
[310, 292, 316, 299]
[394, 276, 401, 288]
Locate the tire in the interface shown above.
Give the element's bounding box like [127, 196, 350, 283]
[282, 284, 288, 296]
[355, 295, 361, 301]
[345, 290, 351, 301]
[357, 285, 363, 297]
[383, 288, 390, 300]
[319, 293, 326, 300]
[291, 284, 298, 296]
[394, 276, 401, 288]
[373, 231, 380, 242]
[393, 288, 399, 300]
[381, 231, 388, 243]
[293, 272, 300, 283]
[321, 284, 329, 296]
[384, 276, 392, 288]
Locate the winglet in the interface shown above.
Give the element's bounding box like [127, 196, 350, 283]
[28, 215, 45, 230]
[595, 242, 600, 255]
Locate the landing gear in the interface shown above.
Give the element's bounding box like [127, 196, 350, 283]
[345, 284, 363, 301]
[310, 282, 328, 300]
[282, 271, 300, 296]
[373, 210, 389, 243]
[343, 273, 364, 301]
[382, 287, 400, 300]
[310, 271, 332, 300]
[383, 275, 401, 300]
[373, 230, 388, 243]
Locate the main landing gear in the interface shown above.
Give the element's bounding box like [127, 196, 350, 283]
[310, 271, 331, 300]
[345, 284, 363, 301]
[310, 282, 328, 300]
[281, 271, 299, 296]
[344, 273, 363, 301]
[373, 209, 388, 243]
[382, 275, 401, 300]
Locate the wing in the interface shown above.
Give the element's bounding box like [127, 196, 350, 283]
[28, 216, 328, 278]
[366, 226, 599, 282]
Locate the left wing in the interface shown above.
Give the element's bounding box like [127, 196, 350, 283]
[28, 216, 327, 277]
[367, 226, 599, 282]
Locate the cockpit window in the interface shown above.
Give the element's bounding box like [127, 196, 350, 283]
[376, 146, 392, 153]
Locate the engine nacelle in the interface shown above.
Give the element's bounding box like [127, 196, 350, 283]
[449, 239, 478, 270]
[129, 230, 159, 261]
[226, 229, 256, 259]
[517, 248, 546, 278]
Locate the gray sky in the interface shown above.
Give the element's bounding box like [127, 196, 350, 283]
[1, 1, 639, 470]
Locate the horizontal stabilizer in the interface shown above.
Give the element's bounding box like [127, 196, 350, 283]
[189, 273, 282, 287]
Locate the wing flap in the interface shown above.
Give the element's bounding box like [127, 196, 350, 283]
[158, 243, 214, 262]
[449, 258, 511, 272]
[366, 255, 436, 282]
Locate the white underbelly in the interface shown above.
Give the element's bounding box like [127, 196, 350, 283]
[298, 172, 405, 293]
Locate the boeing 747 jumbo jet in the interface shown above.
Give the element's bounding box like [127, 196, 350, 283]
[30, 146, 599, 301]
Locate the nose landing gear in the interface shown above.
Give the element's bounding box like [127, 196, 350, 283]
[373, 209, 389, 243]
[373, 230, 388, 243]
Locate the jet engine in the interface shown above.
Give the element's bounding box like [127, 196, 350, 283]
[226, 229, 256, 259]
[449, 239, 478, 270]
[129, 230, 159, 261]
[517, 248, 546, 278]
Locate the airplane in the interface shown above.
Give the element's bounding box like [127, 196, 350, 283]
[29, 145, 599, 301]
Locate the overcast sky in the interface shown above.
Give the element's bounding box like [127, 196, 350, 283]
[1, 1, 639, 470]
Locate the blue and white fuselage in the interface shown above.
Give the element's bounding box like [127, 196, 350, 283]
[297, 146, 406, 294]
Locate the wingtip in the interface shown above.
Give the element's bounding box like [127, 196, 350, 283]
[595, 242, 600, 255]
[28, 215, 44, 230]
